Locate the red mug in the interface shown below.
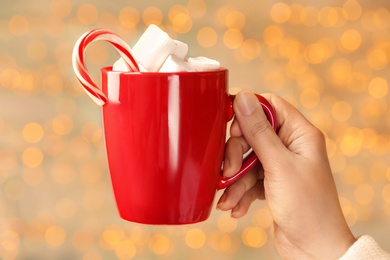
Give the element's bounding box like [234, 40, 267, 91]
[72, 29, 277, 224]
[100, 67, 276, 224]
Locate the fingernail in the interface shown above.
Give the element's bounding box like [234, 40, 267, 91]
[236, 92, 260, 116]
[222, 157, 230, 175]
[231, 205, 240, 218]
[216, 194, 227, 210]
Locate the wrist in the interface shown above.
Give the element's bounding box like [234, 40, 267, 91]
[331, 233, 357, 259]
[311, 229, 357, 260]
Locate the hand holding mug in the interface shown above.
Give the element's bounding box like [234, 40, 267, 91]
[218, 92, 356, 259]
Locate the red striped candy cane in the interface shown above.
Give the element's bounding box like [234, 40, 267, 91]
[72, 28, 139, 106]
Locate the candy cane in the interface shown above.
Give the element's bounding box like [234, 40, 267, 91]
[72, 28, 140, 106]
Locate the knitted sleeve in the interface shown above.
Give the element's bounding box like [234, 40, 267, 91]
[339, 235, 390, 260]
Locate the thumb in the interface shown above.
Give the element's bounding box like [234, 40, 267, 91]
[233, 91, 286, 166]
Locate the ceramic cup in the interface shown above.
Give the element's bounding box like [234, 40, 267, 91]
[100, 67, 276, 224]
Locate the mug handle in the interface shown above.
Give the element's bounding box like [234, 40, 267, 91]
[217, 94, 277, 190]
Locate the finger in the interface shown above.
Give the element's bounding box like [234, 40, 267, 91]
[260, 93, 326, 158]
[230, 118, 243, 137]
[233, 91, 288, 169]
[217, 167, 258, 211]
[223, 136, 251, 178]
[255, 162, 265, 179]
[231, 180, 265, 218]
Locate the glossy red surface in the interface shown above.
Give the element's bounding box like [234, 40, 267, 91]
[101, 67, 276, 224]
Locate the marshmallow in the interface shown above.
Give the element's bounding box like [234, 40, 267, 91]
[132, 24, 177, 72]
[112, 57, 129, 72]
[113, 57, 147, 72]
[188, 57, 220, 71]
[159, 55, 195, 73]
[173, 40, 188, 60]
[111, 24, 221, 73]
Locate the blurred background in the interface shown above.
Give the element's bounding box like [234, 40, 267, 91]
[1, 0, 389, 259]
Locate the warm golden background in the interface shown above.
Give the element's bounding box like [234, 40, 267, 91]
[1, 0, 389, 259]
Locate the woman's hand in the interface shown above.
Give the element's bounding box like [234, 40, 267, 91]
[217, 91, 356, 259]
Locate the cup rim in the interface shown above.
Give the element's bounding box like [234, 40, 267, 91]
[102, 66, 228, 76]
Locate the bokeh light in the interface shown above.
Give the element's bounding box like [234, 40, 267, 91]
[270, 3, 291, 24]
[23, 122, 44, 143]
[119, 7, 140, 29]
[263, 25, 284, 47]
[340, 29, 362, 52]
[242, 227, 268, 248]
[209, 232, 234, 252]
[51, 114, 73, 136]
[224, 10, 246, 30]
[223, 28, 243, 49]
[217, 213, 238, 233]
[185, 228, 206, 249]
[187, 0, 207, 19]
[343, 0, 363, 21]
[149, 234, 173, 255]
[368, 77, 388, 98]
[240, 39, 262, 60]
[8, 15, 29, 36]
[77, 4, 98, 25]
[169, 5, 193, 34]
[143, 6, 163, 26]
[197, 27, 218, 48]
[22, 147, 44, 168]
[45, 225, 67, 247]
[252, 207, 273, 229]
[300, 6, 319, 27]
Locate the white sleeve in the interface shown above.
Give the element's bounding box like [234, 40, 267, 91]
[339, 235, 390, 260]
